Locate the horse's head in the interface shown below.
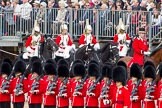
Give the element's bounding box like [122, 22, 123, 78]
[85, 43, 95, 55]
[46, 37, 59, 52]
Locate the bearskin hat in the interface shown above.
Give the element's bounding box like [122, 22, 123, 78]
[45, 59, 57, 69]
[102, 65, 112, 79]
[44, 63, 57, 75]
[2, 58, 13, 67]
[113, 66, 127, 85]
[0, 62, 12, 76]
[157, 62, 162, 77]
[73, 63, 85, 77]
[130, 63, 142, 79]
[89, 60, 99, 66]
[29, 56, 41, 64]
[14, 60, 26, 74]
[117, 61, 127, 69]
[57, 59, 69, 67]
[31, 61, 43, 75]
[88, 63, 100, 77]
[144, 65, 156, 80]
[143, 61, 155, 69]
[73, 59, 84, 65]
[57, 64, 69, 77]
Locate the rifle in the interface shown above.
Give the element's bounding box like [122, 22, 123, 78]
[100, 79, 112, 98]
[15, 65, 30, 96]
[146, 79, 157, 96]
[47, 75, 58, 92]
[131, 79, 141, 99]
[59, 78, 68, 97]
[31, 73, 44, 92]
[74, 74, 88, 93]
[1, 66, 15, 93]
[88, 76, 101, 94]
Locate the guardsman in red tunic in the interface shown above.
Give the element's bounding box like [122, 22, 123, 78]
[0, 62, 12, 108]
[55, 24, 75, 60]
[71, 60, 87, 108]
[28, 61, 45, 108]
[86, 61, 101, 108]
[11, 60, 28, 108]
[79, 23, 100, 51]
[127, 63, 143, 108]
[56, 59, 71, 108]
[113, 18, 131, 58]
[128, 28, 150, 67]
[112, 66, 130, 108]
[43, 63, 58, 108]
[99, 64, 115, 108]
[23, 26, 44, 59]
[142, 65, 157, 108]
[157, 62, 162, 108]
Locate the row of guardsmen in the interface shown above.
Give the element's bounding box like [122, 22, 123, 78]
[0, 57, 162, 108]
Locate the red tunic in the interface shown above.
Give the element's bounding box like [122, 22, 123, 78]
[11, 77, 28, 103]
[99, 79, 116, 108]
[0, 78, 12, 102]
[113, 33, 131, 43]
[70, 78, 87, 107]
[55, 34, 73, 46]
[86, 79, 100, 107]
[128, 37, 148, 67]
[79, 34, 97, 45]
[28, 78, 45, 104]
[57, 78, 71, 107]
[141, 80, 158, 108]
[157, 80, 162, 108]
[111, 86, 130, 108]
[127, 80, 143, 108]
[43, 79, 58, 106]
[25, 35, 44, 48]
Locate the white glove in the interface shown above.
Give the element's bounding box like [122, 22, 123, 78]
[94, 43, 100, 51]
[144, 51, 151, 55]
[103, 99, 110, 105]
[26, 46, 34, 53]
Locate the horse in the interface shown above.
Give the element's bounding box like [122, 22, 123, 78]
[17, 37, 58, 64]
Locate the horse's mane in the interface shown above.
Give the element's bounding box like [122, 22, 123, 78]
[150, 47, 162, 57]
[101, 43, 110, 53]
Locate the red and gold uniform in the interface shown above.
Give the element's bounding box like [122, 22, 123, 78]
[141, 80, 157, 108]
[86, 79, 100, 107]
[127, 79, 143, 108]
[71, 78, 87, 107]
[57, 78, 71, 107]
[99, 80, 115, 108]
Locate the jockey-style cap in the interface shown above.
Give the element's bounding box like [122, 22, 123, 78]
[34, 26, 40, 32]
[57, 59, 69, 68]
[138, 28, 146, 34]
[14, 60, 26, 74]
[113, 66, 127, 86]
[57, 64, 69, 77]
[130, 63, 142, 79]
[0, 62, 12, 76]
[32, 61, 43, 75]
[44, 63, 57, 75]
[143, 61, 155, 69]
[73, 63, 85, 77]
[2, 58, 13, 67]
[157, 62, 162, 77]
[144, 65, 156, 80]
[88, 63, 100, 77]
[102, 64, 112, 79]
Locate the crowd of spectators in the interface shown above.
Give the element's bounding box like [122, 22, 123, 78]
[0, 0, 162, 38]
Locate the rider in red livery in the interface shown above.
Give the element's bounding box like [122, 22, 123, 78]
[128, 28, 150, 67]
[127, 63, 143, 108]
